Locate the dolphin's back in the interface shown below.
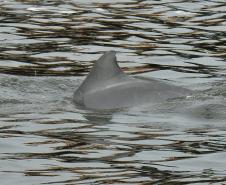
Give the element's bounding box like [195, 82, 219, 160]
[73, 51, 191, 110]
[82, 77, 190, 109]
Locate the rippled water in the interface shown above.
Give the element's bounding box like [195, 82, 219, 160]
[0, 0, 226, 184]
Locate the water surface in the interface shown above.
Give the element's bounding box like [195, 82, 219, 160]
[0, 0, 226, 184]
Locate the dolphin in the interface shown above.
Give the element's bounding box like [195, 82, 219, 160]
[73, 51, 191, 110]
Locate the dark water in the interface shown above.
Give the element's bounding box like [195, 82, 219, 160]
[0, 0, 226, 184]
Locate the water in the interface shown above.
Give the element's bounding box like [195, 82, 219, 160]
[0, 0, 226, 184]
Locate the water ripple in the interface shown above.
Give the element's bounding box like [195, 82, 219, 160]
[0, 0, 226, 184]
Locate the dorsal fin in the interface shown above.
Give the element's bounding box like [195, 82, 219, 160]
[77, 51, 126, 93]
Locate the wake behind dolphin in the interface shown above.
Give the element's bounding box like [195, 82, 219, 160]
[73, 51, 191, 110]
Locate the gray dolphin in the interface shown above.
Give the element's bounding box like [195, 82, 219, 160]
[73, 51, 191, 110]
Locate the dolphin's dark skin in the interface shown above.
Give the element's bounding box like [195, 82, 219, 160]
[73, 51, 191, 110]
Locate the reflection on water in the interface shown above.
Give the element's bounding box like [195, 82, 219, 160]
[0, 0, 226, 184]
